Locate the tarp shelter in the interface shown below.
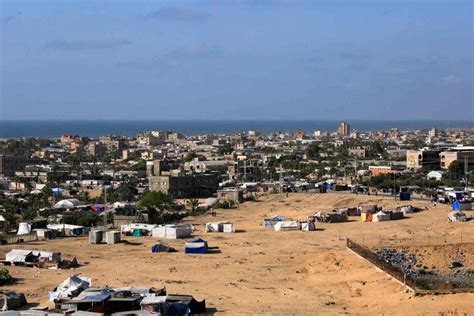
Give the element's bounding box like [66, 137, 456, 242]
[263, 215, 287, 229]
[47, 224, 85, 237]
[17, 222, 31, 235]
[273, 221, 301, 231]
[52, 188, 63, 197]
[121, 223, 157, 236]
[399, 192, 411, 201]
[205, 222, 235, 233]
[301, 221, 316, 231]
[448, 211, 467, 222]
[54, 199, 81, 209]
[151, 242, 176, 253]
[151, 224, 193, 239]
[48, 275, 91, 302]
[452, 201, 461, 210]
[184, 242, 206, 254]
[372, 211, 391, 222]
[389, 211, 404, 220]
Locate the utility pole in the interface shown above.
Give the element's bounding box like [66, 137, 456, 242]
[279, 163, 283, 201]
[465, 156, 469, 191]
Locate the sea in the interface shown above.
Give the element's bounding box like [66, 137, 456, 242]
[0, 120, 472, 139]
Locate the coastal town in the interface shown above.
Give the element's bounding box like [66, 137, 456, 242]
[0, 123, 473, 314]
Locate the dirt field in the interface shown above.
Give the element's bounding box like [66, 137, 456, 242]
[1, 193, 473, 315]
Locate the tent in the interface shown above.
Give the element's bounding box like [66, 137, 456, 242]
[448, 211, 467, 222]
[151, 242, 176, 253]
[205, 221, 235, 233]
[17, 222, 31, 235]
[372, 211, 391, 222]
[151, 224, 193, 239]
[54, 199, 81, 209]
[452, 201, 461, 210]
[48, 275, 91, 302]
[301, 221, 316, 231]
[263, 215, 287, 228]
[184, 242, 207, 254]
[273, 221, 301, 231]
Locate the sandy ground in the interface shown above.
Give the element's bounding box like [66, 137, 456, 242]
[1, 192, 473, 315]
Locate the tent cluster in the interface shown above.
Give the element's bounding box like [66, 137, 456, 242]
[311, 210, 348, 223]
[2, 249, 77, 269]
[47, 276, 206, 315]
[263, 215, 316, 232]
[121, 223, 193, 239]
[205, 221, 235, 233]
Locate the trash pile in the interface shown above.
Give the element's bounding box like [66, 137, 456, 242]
[373, 248, 419, 277]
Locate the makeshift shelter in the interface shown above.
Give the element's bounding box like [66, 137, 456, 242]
[48, 275, 91, 302]
[184, 237, 208, 254]
[151, 224, 192, 239]
[389, 211, 404, 220]
[205, 221, 235, 233]
[54, 199, 81, 209]
[400, 192, 411, 201]
[273, 221, 301, 231]
[263, 215, 287, 229]
[0, 291, 28, 311]
[89, 230, 103, 244]
[141, 295, 206, 314]
[448, 211, 467, 222]
[105, 231, 121, 245]
[121, 223, 157, 236]
[372, 211, 391, 222]
[47, 224, 86, 237]
[301, 221, 316, 231]
[151, 241, 176, 253]
[452, 201, 461, 210]
[17, 222, 31, 235]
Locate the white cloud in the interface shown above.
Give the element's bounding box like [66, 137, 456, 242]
[441, 74, 461, 85]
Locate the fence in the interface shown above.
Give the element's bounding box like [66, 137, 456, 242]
[348, 233, 474, 248]
[347, 238, 474, 294]
[2, 233, 38, 245]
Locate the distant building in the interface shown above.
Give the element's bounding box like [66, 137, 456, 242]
[337, 122, 350, 136]
[86, 142, 107, 157]
[368, 166, 397, 176]
[440, 147, 474, 170]
[406, 149, 442, 170]
[0, 155, 26, 177]
[348, 146, 368, 158]
[148, 159, 218, 198]
[428, 128, 438, 138]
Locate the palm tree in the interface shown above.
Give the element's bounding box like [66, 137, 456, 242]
[187, 198, 200, 214]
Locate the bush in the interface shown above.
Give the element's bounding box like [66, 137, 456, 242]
[0, 268, 12, 285]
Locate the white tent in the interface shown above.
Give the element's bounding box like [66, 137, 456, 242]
[448, 211, 467, 222]
[301, 221, 316, 231]
[151, 224, 193, 239]
[54, 199, 81, 209]
[205, 221, 235, 233]
[274, 221, 301, 231]
[4, 249, 32, 263]
[17, 223, 31, 235]
[372, 211, 391, 222]
[48, 275, 91, 301]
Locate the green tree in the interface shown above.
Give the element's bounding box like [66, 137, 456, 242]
[138, 191, 174, 211]
[187, 198, 200, 213]
[446, 160, 464, 181]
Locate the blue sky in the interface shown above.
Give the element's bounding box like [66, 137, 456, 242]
[1, 0, 472, 120]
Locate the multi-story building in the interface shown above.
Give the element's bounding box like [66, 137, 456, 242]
[0, 155, 26, 177]
[337, 122, 350, 136]
[348, 146, 368, 158]
[406, 149, 442, 170]
[440, 147, 474, 170]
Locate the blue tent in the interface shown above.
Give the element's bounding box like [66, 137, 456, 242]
[452, 201, 461, 210]
[400, 192, 411, 201]
[188, 237, 208, 248]
[184, 242, 206, 254]
[52, 188, 63, 196]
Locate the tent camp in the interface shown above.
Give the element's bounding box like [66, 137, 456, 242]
[48, 275, 91, 302]
[17, 222, 31, 235]
[54, 199, 81, 209]
[205, 222, 235, 233]
[151, 224, 193, 239]
[273, 221, 301, 231]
